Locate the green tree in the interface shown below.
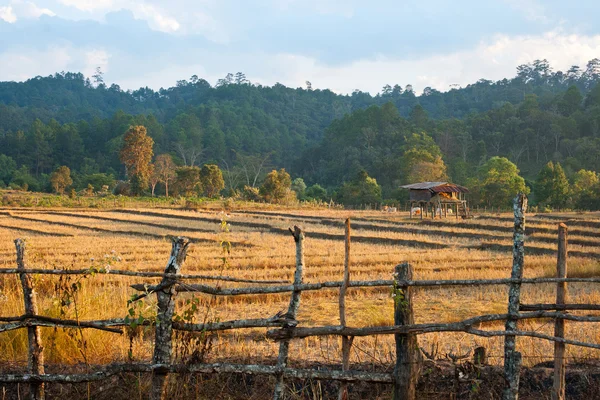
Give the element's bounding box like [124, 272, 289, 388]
[50, 166, 73, 194]
[535, 162, 570, 208]
[559, 85, 583, 116]
[199, 164, 225, 197]
[260, 169, 293, 203]
[0, 154, 16, 185]
[120, 125, 154, 196]
[79, 173, 115, 192]
[476, 157, 529, 207]
[174, 166, 200, 197]
[10, 166, 39, 191]
[572, 169, 600, 209]
[337, 170, 382, 206]
[291, 178, 307, 199]
[401, 132, 447, 183]
[305, 184, 327, 201]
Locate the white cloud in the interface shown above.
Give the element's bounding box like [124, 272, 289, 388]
[12, 0, 55, 18]
[0, 1, 55, 22]
[58, 0, 114, 12]
[502, 0, 550, 23]
[133, 3, 179, 32]
[0, 6, 17, 23]
[84, 49, 110, 76]
[0, 47, 72, 81]
[255, 30, 600, 94]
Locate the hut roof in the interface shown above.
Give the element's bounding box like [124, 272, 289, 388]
[400, 182, 469, 193]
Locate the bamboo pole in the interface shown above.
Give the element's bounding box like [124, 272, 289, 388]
[393, 263, 418, 400]
[138, 277, 600, 297]
[267, 311, 600, 341]
[552, 223, 568, 400]
[273, 226, 305, 400]
[0, 362, 394, 384]
[150, 237, 190, 400]
[15, 239, 45, 400]
[338, 219, 354, 400]
[503, 193, 527, 400]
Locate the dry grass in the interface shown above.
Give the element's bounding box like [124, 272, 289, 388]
[1, 206, 600, 372]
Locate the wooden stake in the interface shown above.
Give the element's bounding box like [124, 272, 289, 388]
[503, 193, 527, 400]
[150, 237, 190, 400]
[552, 223, 568, 400]
[393, 263, 418, 400]
[15, 239, 45, 400]
[273, 226, 305, 400]
[338, 219, 354, 400]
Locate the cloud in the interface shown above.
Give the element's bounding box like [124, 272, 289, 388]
[12, 0, 55, 18]
[0, 0, 56, 22]
[0, 46, 72, 81]
[132, 3, 179, 32]
[256, 30, 600, 94]
[0, 46, 111, 83]
[84, 49, 110, 76]
[0, 6, 17, 22]
[58, 0, 114, 12]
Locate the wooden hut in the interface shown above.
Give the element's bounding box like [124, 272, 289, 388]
[400, 182, 470, 219]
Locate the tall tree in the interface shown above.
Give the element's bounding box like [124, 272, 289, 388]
[260, 168, 293, 203]
[475, 157, 529, 207]
[153, 154, 176, 197]
[174, 166, 200, 197]
[535, 161, 570, 208]
[50, 166, 73, 194]
[199, 164, 225, 197]
[337, 170, 382, 206]
[119, 125, 154, 196]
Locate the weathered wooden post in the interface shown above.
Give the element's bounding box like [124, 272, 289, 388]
[503, 193, 527, 400]
[15, 239, 45, 400]
[150, 237, 190, 400]
[273, 226, 305, 400]
[338, 219, 354, 400]
[393, 262, 419, 400]
[552, 223, 568, 400]
[420, 204, 423, 220]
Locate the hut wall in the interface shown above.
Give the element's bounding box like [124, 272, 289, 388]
[409, 190, 432, 202]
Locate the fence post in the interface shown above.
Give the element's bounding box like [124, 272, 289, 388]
[338, 219, 354, 400]
[503, 193, 527, 400]
[393, 262, 418, 400]
[273, 226, 305, 400]
[150, 237, 190, 400]
[15, 239, 45, 400]
[552, 223, 568, 400]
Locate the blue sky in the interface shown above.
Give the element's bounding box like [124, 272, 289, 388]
[1, 0, 600, 94]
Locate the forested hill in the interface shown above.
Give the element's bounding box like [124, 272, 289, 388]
[1, 59, 600, 199]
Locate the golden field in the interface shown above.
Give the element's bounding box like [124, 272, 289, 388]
[1, 204, 600, 372]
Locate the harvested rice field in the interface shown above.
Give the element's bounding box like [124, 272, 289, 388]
[1, 206, 600, 374]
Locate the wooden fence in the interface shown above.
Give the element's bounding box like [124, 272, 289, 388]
[0, 193, 599, 400]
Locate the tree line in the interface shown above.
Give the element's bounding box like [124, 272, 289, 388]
[2, 59, 600, 208]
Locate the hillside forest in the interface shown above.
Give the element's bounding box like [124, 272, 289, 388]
[2, 59, 600, 209]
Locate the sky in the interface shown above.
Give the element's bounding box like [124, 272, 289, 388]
[1, 0, 600, 94]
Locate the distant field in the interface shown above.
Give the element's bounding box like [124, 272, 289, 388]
[1, 206, 599, 371]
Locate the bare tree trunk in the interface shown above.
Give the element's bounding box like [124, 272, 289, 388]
[338, 219, 354, 400]
[273, 226, 304, 400]
[15, 239, 45, 400]
[393, 262, 419, 400]
[552, 224, 568, 400]
[503, 193, 527, 400]
[150, 237, 191, 400]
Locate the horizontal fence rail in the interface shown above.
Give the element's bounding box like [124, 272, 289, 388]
[0, 194, 598, 400]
